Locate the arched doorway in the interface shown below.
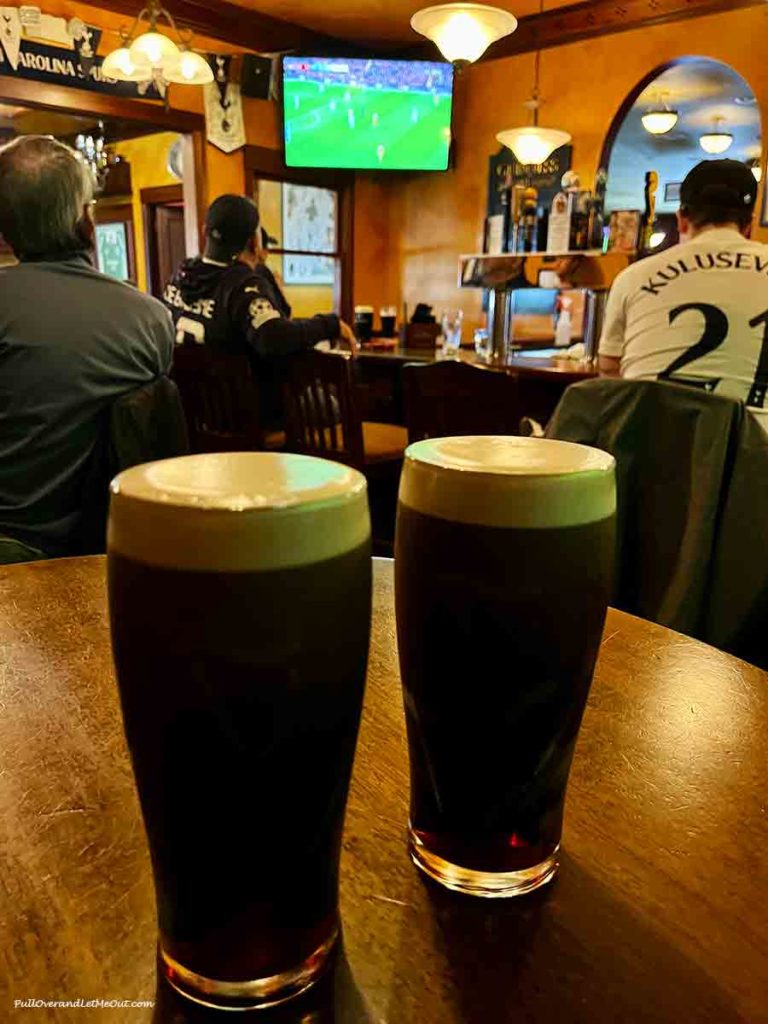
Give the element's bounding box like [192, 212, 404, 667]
[600, 58, 762, 248]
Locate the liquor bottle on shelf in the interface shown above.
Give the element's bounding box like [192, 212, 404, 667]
[589, 167, 608, 250]
[519, 186, 539, 252]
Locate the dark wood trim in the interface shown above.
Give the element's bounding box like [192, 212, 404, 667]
[481, 0, 763, 61]
[91, 0, 360, 56]
[244, 145, 355, 324]
[140, 184, 185, 206]
[0, 75, 203, 131]
[244, 145, 353, 192]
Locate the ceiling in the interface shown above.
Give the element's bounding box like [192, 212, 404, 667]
[605, 59, 762, 214]
[224, 0, 574, 47]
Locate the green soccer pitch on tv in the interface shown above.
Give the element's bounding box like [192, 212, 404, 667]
[282, 57, 454, 172]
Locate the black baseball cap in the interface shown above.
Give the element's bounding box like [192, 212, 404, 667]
[680, 160, 757, 212]
[205, 194, 260, 253]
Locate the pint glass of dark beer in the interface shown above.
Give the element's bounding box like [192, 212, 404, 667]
[395, 436, 615, 898]
[108, 452, 371, 1009]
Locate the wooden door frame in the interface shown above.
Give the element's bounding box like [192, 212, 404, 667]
[141, 184, 185, 298]
[244, 145, 355, 325]
[0, 77, 207, 251]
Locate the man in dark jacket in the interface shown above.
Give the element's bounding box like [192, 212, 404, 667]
[0, 136, 173, 561]
[163, 194, 356, 428]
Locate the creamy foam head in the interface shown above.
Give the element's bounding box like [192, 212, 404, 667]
[109, 452, 370, 571]
[399, 436, 615, 529]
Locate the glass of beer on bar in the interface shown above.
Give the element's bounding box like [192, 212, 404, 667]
[107, 452, 371, 1009]
[395, 436, 615, 897]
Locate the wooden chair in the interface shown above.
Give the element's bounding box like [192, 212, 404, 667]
[171, 345, 284, 454]
[282, 349, 407, 471]
[402, 359, 522, 443]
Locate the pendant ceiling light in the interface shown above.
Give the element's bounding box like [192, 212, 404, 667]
[641, 93, 678, 136]
[699, 117, 733, 155]
[410, 3, 518, 65]
[102, 0, 213, 86]
[495, 0, 571, 166]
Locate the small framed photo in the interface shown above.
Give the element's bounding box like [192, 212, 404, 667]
[664, 182, 681, 204]
[607, 210, 641, 253]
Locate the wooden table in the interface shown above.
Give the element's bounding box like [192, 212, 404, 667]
[2, 557, 767, 1023]
[355, 348, 596, 425]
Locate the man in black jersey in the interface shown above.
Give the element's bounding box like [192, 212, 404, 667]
[163, 194, 356, 428]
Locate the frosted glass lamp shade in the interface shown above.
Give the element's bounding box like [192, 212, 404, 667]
[641, 109, 678, 135]
[699, 131, 733, 155]
[411, 3, 517, 64]
[129, 31, 180, 69]
[102, 46, 148, 82]
[496, 126, 572, 165]
[164, 50, 214, 85]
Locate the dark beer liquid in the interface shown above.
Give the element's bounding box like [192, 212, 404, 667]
[395, 504, 614, 874]
[108, 543, 371, 981]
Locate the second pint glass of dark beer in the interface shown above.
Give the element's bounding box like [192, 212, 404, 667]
[395, 436, 615, 897]
[108, 453, 371, 1009]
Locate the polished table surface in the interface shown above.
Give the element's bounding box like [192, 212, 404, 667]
[356, 345, 597, 382]
[2, 557, 767, 1023]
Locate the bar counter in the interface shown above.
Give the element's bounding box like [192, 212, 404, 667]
[355, 345, 596, 425]
[2, 556, 767, 1022]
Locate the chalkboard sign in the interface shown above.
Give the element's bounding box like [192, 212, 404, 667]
[487, 144, 572, 251]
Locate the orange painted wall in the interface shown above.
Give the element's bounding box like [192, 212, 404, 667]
[387, 5, 768, 335]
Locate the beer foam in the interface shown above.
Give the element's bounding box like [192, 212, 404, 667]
[399, 436, 615, 529]
[109, 452, 370, 571]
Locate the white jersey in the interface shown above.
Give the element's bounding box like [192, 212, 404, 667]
[599, 227, 768, 412]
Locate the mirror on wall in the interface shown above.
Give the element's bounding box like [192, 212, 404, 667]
[603, 58, 762, 248]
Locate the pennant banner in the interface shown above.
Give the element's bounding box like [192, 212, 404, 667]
[0, 6, 164, 99]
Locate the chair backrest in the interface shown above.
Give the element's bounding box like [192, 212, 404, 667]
[171, 344, 264, 453]
[546, 377, 743, 638]
[402, 360, 522, 444]
[73, 375, 190, 556]
[282, 349, 365, 468]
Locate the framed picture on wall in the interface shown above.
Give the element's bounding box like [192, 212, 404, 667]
[93, 206, 137, 284]
[606, 210, 641, 253]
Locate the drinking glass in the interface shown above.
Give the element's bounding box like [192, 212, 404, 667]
[474, 327, 491, 360]
[108, 452, 372, 1009]
[441, 309, 464, 354]
[395, 436, 615, 898]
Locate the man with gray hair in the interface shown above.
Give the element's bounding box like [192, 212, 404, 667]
[0, 135, 173, 561]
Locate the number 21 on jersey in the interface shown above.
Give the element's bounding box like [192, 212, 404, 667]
[657, 302, 768, 407]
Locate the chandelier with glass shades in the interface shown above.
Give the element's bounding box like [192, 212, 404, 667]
[102, 0, 213, 86]
[494, 0, 570, 165]
[410, 3, 517, 65]
[699, 117, 733, 155]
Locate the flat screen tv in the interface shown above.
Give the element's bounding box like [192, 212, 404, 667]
[282, 57, 454, 171]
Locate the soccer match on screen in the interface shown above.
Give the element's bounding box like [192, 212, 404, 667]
[282, 57, 454, 171]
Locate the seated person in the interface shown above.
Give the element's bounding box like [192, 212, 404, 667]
[0, 136, 173, 561]
[163, 195, 356, 429]
[598, 160, 768, 416]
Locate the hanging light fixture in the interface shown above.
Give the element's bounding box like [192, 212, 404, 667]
[641, 93, 678, 136]
[699, 117, 733, 155]
[410, 3, 517, 65]
[75, 121, 111, 191]
[102, 0, 213, 86]
[495, 0, 570, 166]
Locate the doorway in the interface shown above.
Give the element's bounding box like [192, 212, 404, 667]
[143, 185, 186, 297]
[0, 79, 205, 292]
